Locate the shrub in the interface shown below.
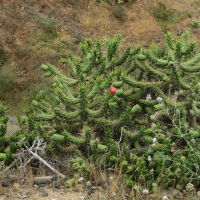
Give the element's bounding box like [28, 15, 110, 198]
[112, 6, 127, 20]
[36, 16, 57, 37]
[152, 3, 177, 22]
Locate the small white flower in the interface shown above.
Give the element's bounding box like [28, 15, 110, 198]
[110, 177, 114, 181]
[163, 196, 169, 200]
[143, 189, 149, 194]
[157, 97, 163, 103]
[146, 94, 152, 101]
[153, 138, 157, 143]
[148, 156, 152, 162]
[198, 83, 200, 87]
[78, 177, 84, 182]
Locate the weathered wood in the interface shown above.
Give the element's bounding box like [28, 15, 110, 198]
[34, 176, 53, 184]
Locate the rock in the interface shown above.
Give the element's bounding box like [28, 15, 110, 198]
[2, 182, 9, 187]
[155, 39, 160, 43]
[177, 30, 182, 36]
[130, 39, 134, 42]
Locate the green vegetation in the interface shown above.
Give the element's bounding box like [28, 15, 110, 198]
[1, 30, 200, 198]
[190, 20, 200, 27]
[36, 16, 58, 38]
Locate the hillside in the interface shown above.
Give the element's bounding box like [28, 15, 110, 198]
[0, 0, 200, 115]
[1, 1, 200, 199]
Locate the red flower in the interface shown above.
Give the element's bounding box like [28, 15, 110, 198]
[171, 147, 175, 152]
[110, 87, 117, 94]
[141, 161, 144, 163]
[140, 157, 143, 159]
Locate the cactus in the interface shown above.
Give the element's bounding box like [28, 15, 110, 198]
[2, 31, 200, 191]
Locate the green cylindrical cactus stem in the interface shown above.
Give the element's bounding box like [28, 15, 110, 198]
[180, 64, 200, 72]
[58, 91, 81, 104]
[97, 144, 108, 153]
[142, 136, 153, 144]
[64, 131, 86, 145]
[127, 165, 135, 173]
[143, 62, 166, 78]
[154, 103, 165, 111]
[153, 86, 167, 100]
[65, 178, 75, 188]
[180, 53, 200, 71]
[71, 157, 84, 165]
[115, 89, 124, 97]
[136, 54, 147, 61]
[53, 107, 80, 120]
[110, 155, 117, 163]
[130, 104, 141, 114]
[123, 88, 135, 96]
[38, 90, 46, 100]
[86, 107, 104, 118]
[122, 75, 167, 88]
[127, 65, 136, 74]
[134, 141, 140, 149]
[125, 180, 135, 188]
[41, 64, 49, 71]
[88, 97, 103, 109]
[113, 81, 124, 88]
[72, 163, 80, 171]
[188, 129, 200, 138]
[192, 103, 200, 117]
[52, 134, 65, 142]
[139, 99, 159, 106]
[113, 44, 131, 66]
[126, 89, 143, 102]
[130, 154, 138, 163]
[155, 59, 168, 67]
[0, 153, 16, 161]
[122, 128, 139, 139]
[175, 72, 191, 90]
[31, 100, 48, 112]
[33, 113, 56, 121]
[143, 128, 153, 135]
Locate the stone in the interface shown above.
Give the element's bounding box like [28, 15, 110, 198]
[177, 30, 182, 36]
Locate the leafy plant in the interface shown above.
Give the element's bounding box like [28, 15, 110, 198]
[152, 2, 177, 22]
[190, 20, 200, 28]
[36, 16, 57, 37]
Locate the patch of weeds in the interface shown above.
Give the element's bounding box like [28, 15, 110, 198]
[36, 16, 58, 38]
[190, 20, 200, 28]
[152, 3, 177, 22]
[0, 66, 16, 101]
[112, 6, 127, 21]
[0, 42, 7, 66]
[60, 38, 68, 44]
[0, 4, 8, 10]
